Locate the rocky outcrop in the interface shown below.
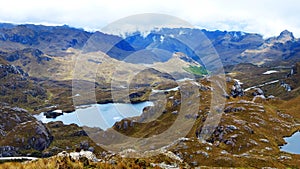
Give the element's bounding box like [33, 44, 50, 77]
[43, 110, 63, 118]
[276, 30, 295, 43]
[252, 88, 264, 96]
[0, 105, 53, 157]
[205, 125, 240, 146]
[0, 63, 46, 108]
[4, 48, 51, 64]
[240, 30, 300, 66]
[224, 106, 246, 113]
[230, 81, 244, 98]
[58, 150, 98, 162]
[25, 121, 52, 151]
[280, 81, 292, 92]
[0, 64, 28, 78]
[0, 146, 18, 157]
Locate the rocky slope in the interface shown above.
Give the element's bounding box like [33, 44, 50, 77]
[0, 24, 91, 56]
[0, 105, 52, 157]
[241, 30, 300, 66]
[0, 60, 47, 110]
[91, 76, 299, 168]
[227, 62, 300, 100]
[2, 74, 299, 168]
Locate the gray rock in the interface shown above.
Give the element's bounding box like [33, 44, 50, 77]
[224, 106, 246, 113]
[109, 159, 117, 165]
[173, 99, 181, 106]
[0, 146, 18, 157]
[206, 146, 212, 151]
[29, 121, 52, 151]
[240, 153, 250, 157]
[225, 139, 235, 146]
[267, 95, 275, 99]
[185, 113, 199, 119]
[88, 147, 94, 152]
[0, 106, 52, 155]
[123, 121, 128, 129]
[199, 85, 209, 91]
[249, 139, 259, 146]
[226, 125, 238, 131]
[191, 161, 198, 166]
[281, 81, 292, 91]
[230, 81, 244, 97]
[226, 77, 232, 82]
[130, 120, 135, 127]
[230, 134, 239, 139]
[71, 130, 88, 137]
[223, 93, 230, 99]
[172, 110, 178, 115]
[278, 155, 292, 160]
[244, 126, 254, 134]
[80, 141, 89, 150]
[0, 129, 6, 137]
[60, 150, 98, 162]
[265, 147, 273, 151]
[259, 139, 269, 143]
[196, 150, 209, 158]
[255, 88, 264, 95]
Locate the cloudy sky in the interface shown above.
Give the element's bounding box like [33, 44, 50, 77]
[0, 0, 299, 37]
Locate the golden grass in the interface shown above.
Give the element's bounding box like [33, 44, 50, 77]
[0, 156, 162, 169]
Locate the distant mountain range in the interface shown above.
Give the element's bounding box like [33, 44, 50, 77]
[0, 23, 299, 67]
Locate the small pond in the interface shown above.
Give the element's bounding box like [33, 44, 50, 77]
[280, 131, 300, 154]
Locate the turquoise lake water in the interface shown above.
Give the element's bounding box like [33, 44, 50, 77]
[280, 131, 300, 154]
[34, 101, 153, 130]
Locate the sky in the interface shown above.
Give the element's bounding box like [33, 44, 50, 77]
[0, 0, 299, 37]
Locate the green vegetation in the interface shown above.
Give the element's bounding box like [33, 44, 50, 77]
[183, 65, 209, 76]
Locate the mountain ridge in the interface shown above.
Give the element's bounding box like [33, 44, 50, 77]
[0, 23, 299, 67]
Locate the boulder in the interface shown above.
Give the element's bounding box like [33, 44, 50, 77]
[69, 150, 98, 162]
[230, 81, 244, 97]
[224, 106, 246, 113]
[79, 141, 89, 151]
[0, 146, 18, 157]
[43, 110, 63, 118]
[252, 88, 264, 96]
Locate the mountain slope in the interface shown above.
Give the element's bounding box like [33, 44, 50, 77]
[241, 30, 300, 66]
[0, 61, 47, 109]
[0, 105, 52, 157]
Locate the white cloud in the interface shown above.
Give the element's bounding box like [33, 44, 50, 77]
[0, 0, 299, 37]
